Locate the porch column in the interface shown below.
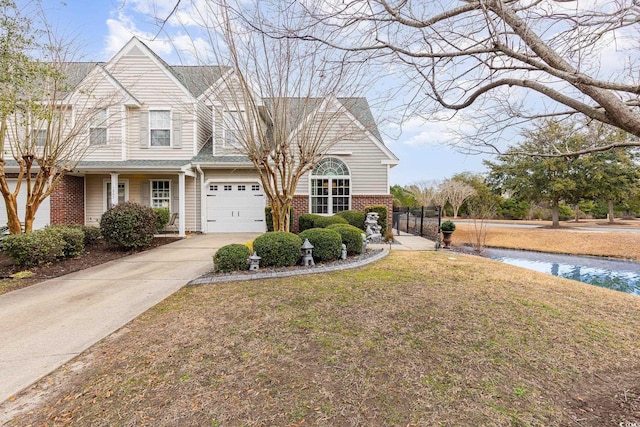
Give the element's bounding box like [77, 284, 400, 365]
[178, 172, 186, 237]
[110, 173, 119, 208]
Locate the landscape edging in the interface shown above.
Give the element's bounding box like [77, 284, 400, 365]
[187, 248, 389, 286]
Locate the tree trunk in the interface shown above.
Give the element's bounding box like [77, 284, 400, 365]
[452, 205, 459, 218]
[24, 199, 41, 233]
[551, 199, 560, 227]
[608, 200, 615, 223]
[271, 199, 292, 233]
[574, 204, 580, 222]
[2, 193, 21, 234]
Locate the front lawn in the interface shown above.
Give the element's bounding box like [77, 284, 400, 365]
[6, 251, 640, 426]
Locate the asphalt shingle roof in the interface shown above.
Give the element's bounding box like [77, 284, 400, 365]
[191, 139, 252, 164]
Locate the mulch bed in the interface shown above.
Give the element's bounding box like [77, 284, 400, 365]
[0, 237, 181, 295]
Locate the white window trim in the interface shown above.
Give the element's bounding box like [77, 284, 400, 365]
[309, 157, 351, 215]
[149, 108, 172, 148]
[150, 179, 172, 211]
[89, 108, 108, 146]
[103, 179, 129, 211]
[222, 110, 243, 149]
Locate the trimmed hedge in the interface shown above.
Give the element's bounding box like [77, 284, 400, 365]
[327, 224, 365, 255]
[336, 210, 365, 230]
[298, 228, 342, 262]
[265, 206, 294, 232]
[365, 205, 388, 235]
[214, 243, 250, 273]
[100, 202, 157, 250]
[313, 215, 348, 229]
[298, 213, 322, 232]
[3, 228, 66, 267]
[253, 231, 302, 267]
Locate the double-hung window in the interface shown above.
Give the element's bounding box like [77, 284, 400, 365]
[310, 157, 351, 215]
[90, 109, 108, 145]
[151, 180, 171, 209]
[33, 129, 47, 147]
[223, 110, 242, 148]
[150, 110, 171, 147]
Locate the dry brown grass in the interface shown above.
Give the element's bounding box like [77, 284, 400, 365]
[5, 251, 640, 426]
[455, 223, 640, 260]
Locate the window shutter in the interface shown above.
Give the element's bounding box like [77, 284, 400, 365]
[172, 111, 182, 148]
[171, 180, 179, 213]
[141, 181, 150, 206]
[139, 111, 149, 148]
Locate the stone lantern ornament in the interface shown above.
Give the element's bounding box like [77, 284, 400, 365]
[249, 251, 261, 271]
[300, 238, 315, 266]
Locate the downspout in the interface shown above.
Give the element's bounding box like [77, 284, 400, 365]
[196, 164, 205, 233]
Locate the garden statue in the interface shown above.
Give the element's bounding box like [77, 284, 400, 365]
[300, 238, 315, 266]
[361, 233, 368, 252]
[249, 252, 261, 271]
[341, 244, 347, 260]
[364, 212, 382, 242]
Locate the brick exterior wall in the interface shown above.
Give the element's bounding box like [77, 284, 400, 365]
[289, 194, 393, 233]
[50, 175, 85, 225]
[291, 195, 310, 233]
[352, 194, 394, 232]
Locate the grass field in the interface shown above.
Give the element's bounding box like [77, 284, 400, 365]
[6, 251, 640, 426]
[455, 222, 640, 260]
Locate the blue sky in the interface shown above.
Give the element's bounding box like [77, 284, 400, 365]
[32, 0, 491, 186]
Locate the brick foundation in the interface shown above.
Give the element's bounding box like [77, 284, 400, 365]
[50, 175, 85, 225]
[289, 194, 393, 233]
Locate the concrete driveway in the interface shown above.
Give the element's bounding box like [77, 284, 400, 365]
[0, 233, 259, 404]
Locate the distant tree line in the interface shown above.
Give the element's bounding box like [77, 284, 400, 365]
[393, 120, 640, 228]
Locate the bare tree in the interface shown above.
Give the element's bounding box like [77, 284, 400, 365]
[171, 0, 372, 232]
[440, 179, 476, 219]
[405, 180, 440, 207]
[279, 0, 640, 156]
[0, 0, 120, 233]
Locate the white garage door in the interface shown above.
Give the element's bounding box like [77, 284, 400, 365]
[206, 182, 266, 233]
[0, 179, 50, 230]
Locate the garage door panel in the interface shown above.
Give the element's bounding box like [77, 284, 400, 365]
[0, 179, 50, 230]
[206, 183, 265, 233]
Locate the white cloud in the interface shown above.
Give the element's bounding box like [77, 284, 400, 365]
[384, 112, 476, 147]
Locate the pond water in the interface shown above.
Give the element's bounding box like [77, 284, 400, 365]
[485, 248, 640, 296]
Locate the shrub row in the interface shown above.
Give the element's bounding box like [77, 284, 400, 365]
[214, 243, 250, 273]
[327, 224, 364, 255]
[299, 228, 342, 262]
[253, 232, 302, 267]
[3, 225, 100, 267]
[298, 213, 348, 232]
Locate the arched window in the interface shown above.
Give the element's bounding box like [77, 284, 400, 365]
[310, 157, 350, 214]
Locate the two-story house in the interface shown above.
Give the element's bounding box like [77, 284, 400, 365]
[0, 37, 398, 235]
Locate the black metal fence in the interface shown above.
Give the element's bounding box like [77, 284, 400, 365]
[392, 206, 442, 240]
